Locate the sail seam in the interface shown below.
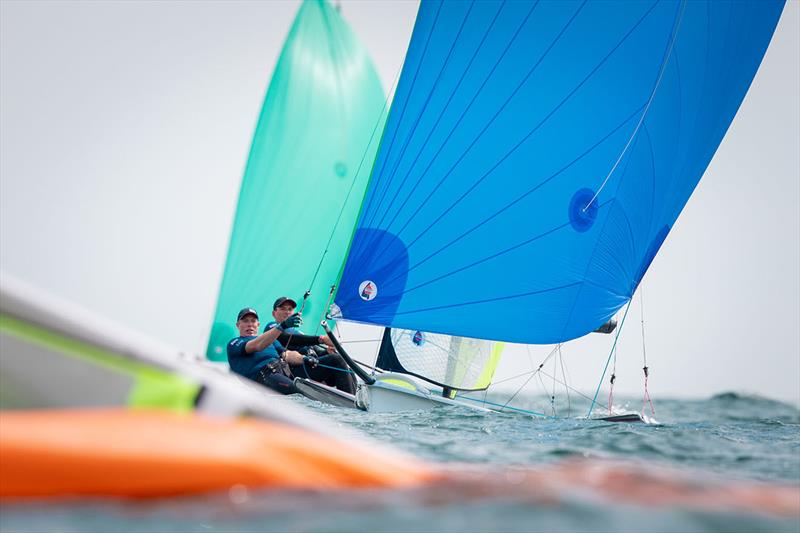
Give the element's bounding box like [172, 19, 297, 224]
[554, 0, 684, 344]
[353, 0, 536, 265]
[375, 0, 659, 275]
[386, 104, 645, 286]
[584, 0, 688, 212]
[372, 1, 583, 262]
[393, 281, 581, 317]
[354, 1, 445, 242]
[366, 1, 480, 236]
[394, 198, 611, 300]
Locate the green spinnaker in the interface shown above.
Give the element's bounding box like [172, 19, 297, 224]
[207, 0, 386, 360]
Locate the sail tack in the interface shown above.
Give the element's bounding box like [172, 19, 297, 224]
[207, 0, 386, 359]
[335, 0, 784, 343]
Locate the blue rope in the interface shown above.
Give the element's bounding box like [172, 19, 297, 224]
[316, 362, 354, 374]
[587, 301, 632, 418]
[457, 395, 549, 418]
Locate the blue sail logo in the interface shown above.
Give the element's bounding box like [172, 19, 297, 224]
[358, 280, 377, 301]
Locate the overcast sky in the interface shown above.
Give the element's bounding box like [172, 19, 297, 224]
[1, 1, 798, 404]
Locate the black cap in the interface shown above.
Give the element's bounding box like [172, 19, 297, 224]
[273, 296, 297, 310]
[237, 308, 258, 321]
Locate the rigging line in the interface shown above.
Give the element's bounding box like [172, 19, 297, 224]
[457, 396, 548, 418]
[312, 285, 336, 337]
[369, 325, 383, 374]
[608, 342, 618, 414]
[381, 0, 659, 267]
[332, 319, 380, 376]
[305, 34, 406, 295]
[525, 343, 535, 369]
[583, 0, 687, 212]
[557, 346, 572, 416]
[371, 0, 586, 263]
[537, 368, 596, 405]
[524, 344, 537, 391]
[587, 300, 632, 418]
[640, 285, 648, 367]
[488, 353, 590, 404]
[316, 363, 354, 374]
[351, 358, 380, 372]
[280, 290, 315, 359]
[491, 368, 544, 386]
[356, 1, 446, 235]
[537, 372, 550, 400]
[381, 103, 645, 287]
[500, 345, 559, 411]
[498, 370, 539, 414]
[639, 284, 655, 416]
[365, 0, 481, 232]
[551, 349, 558, 412]
[364, 0, 516, 235]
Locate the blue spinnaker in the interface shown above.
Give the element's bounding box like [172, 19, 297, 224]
[335, 0, 783, 343]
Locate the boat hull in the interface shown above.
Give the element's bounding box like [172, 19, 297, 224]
[356, 373, 490, 413]
[294, 378, 358, 409]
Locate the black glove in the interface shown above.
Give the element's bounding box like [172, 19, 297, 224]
[303, 355, 319, 367]
[278, 312, 302, 331]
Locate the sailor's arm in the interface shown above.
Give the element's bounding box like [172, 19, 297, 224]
[245, 312, 303, 353]
[283, 350, 305, 365]
[278, 331, 333, 349]
[244, 328, 282, 353]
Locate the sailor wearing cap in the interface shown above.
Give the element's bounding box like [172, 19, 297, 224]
[226, 307, 304, 394]
[264, 297, 356, 394]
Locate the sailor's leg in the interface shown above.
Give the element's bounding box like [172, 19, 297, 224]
[317, 354, 356, 394]
[303, 358, 334, 387]
[256, 372, 299, 395]
[290, 362, 311, 380]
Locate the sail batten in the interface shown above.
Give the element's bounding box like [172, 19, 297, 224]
[335, 0, 784, 344]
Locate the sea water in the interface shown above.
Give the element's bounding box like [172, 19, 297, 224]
[1, 392, 798, 533]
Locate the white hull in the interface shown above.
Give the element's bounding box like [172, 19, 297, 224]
[355, 373, 490, 413]
[294, 378, 357, 409]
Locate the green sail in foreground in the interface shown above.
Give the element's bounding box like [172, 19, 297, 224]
[206, 0, 386, 360]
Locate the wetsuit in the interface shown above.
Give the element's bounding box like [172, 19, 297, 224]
[264, 321, 356, 394]
[226, 336, 297, 395]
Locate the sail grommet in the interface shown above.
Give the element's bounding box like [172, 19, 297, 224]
[334, 161, 347, 177]
[568, 188, 599, 233]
